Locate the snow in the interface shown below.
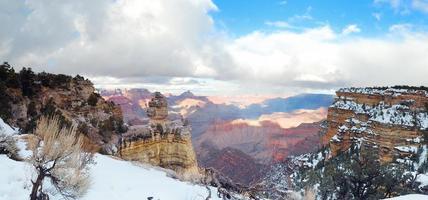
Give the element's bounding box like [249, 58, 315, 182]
[331, 98, 428, 130]
[16, 137, 33, 159]
[417, 113, 428, 130]
[0, 117, 223, 200]
[384, 194, 428, 200]
[0, 155, 32, 200]
[406, 137, 422, 143]
[313, 152, 323, 167]
[417, 145, 428, 168]
[0, 154, 222, 200]
[338, 87, 428, 97]
[292, 151, 326, 169]
[0, 118, 18, 136]
[417, 173, 428, 189]
[394, 146, 418, 153]
[331, 134, 341, 142]
[369, 104, 414, 127]
[330, 99, 368, 114]
[396, 158, 412, 165]
[83, 155, 221, 200]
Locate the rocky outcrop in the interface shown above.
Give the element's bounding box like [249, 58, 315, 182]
[0, 65, 125, 153]
[323, 86, 428, 162]
[119, 92, 199, 179]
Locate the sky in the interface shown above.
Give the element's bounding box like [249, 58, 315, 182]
[1, 0, 428, 96]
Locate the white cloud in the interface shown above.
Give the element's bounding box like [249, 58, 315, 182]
[1, 0, 428, 95]
[222, 25, 428, 90]
[1, 0, 224, 79]
[342, 24, 361, 35]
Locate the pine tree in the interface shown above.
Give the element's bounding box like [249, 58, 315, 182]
[19, 67, 36, 97]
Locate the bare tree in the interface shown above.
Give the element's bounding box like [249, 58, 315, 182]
[27, 116, 93, 200]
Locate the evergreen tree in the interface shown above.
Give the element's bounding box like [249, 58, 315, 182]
[300, 145, 414, 199]
[0, 62, 19, 88]
[19, 67, 36, 97]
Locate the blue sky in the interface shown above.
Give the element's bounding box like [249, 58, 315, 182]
[212, 0, 428, 36]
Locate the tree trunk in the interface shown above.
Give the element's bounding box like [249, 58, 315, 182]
[30, 173, 44, 200]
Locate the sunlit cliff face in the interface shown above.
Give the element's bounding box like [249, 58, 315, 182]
[207, 95, 281, 108]
[230, 107, 328, 129]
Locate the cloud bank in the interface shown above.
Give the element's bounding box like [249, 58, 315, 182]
[1, 0, 428, 94]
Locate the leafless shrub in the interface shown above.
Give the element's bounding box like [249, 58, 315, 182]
[28, 116, 93, 200]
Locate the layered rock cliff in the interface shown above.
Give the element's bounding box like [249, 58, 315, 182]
[323, 86, 428, 162]
[119, 92, 199, 179]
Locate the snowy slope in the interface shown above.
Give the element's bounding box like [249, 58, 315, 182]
[0, 117, 222, 200]
[384, 194, 428, 200]
[0, 154, 222, 200]
[0, 155, 32, 200]
[83, 155, 221, 200]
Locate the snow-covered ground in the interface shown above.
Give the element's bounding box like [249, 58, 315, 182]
[0, 154, 222, 200]
[384, 194, 428, 200]
[83, 155, 221, 200]
[0, 155, 33, 200]
[0, 117, 222, 200]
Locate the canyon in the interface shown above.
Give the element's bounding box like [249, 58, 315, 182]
[102, 88, 333, 185]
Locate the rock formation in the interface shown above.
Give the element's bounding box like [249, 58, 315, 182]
[323, 86, 428, 162]
[119, 92, 199, 179]
[0, 65, 125, 153]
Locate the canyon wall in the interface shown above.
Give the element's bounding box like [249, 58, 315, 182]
[322, 87, 428, 162]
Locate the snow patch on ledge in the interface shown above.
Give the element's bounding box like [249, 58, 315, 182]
[394, 146, 418, 153]
[338, 87, 428, 97]
[331, 134, 341, 142]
